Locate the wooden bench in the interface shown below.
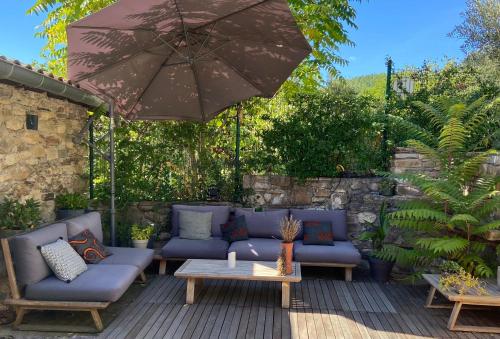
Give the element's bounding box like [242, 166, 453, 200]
[423, 273, 500, 334]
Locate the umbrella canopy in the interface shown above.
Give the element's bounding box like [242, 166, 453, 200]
[67, 0, 311, 121]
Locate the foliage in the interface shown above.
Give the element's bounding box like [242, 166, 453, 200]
[280, 216, 301, 243]
[439, 266, 488, 295]
[359, 202, 390, 252]
[449, 0, 500, 58]
[377, 98, 500, 278]
[27, 0, 358, 79]
[55, 192, 88, 210]
[0, 198, 41, 231]
[262, 88, 385, 179]
[130, 224, 155, 240]
[386, 61, 500, 149]
[333, 73, 386, 100]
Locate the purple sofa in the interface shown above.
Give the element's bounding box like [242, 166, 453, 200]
[160, 205, 361, 281]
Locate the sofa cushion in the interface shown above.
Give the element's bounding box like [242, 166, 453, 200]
[25, 264, 138, 302]
[161, 237, 228, 259]
[66, 212, 103, 243]
[290, 209, 348, 241]
[40, 239, 88, 283]
[178, 210, 212, 240]
[69, 229, 111, 264]
[228, 238, 282, 261]
[220, 215, 249, 243]
[171, 205, 230, 237]
[233, 209, 288, 238]
[302, 221, 334, 245]
[10, 223, 68, 289]
[101, 246, 154, 272]
[293, 240, 361, 265]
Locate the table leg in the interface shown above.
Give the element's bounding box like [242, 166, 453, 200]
[425, 286, 436, 307]
[186, 278, 197, 304]
[282, 282, 290, 309]
[447, 302, 462, 330]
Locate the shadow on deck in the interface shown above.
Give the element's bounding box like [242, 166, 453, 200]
[0, 266, 498, 338]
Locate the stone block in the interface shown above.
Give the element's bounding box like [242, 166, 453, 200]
[269, 175, 290, 187]
[5, 118, 24, 131]
[357, 212, 376, 224]
[292, 188, 312, 205]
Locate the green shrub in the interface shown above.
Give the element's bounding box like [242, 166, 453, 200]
[131, 224, 155, 240]
[262, 89, 385, 179]
[55, 192, 88, 210]
[0, 198, 41, 230]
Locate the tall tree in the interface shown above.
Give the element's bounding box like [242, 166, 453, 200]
[450, 0, 500, 58]
[28, 0, 357, 78]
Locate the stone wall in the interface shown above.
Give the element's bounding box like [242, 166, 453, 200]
[242, 175, 408, 251]
[0, 82, 88, 222]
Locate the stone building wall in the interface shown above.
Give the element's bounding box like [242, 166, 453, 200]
[0, 82, 88, 222]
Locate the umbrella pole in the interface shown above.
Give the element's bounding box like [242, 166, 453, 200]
[233, 104, 243, 203]
[109, 102, 116, 246]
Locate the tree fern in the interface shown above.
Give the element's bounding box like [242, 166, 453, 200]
[386, 97, 499, 278]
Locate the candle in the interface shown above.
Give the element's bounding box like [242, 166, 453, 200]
[228, 251, 236, 269]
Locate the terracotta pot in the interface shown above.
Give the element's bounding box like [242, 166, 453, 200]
[281, 242, 293, 275]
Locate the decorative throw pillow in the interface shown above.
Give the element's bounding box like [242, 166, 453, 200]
[302, 221, 334, 245]
[178, 210, 212, 240]
[220, 215, 249, 243]
[40, 239, 87, 283]
[69, 229, 111, 264]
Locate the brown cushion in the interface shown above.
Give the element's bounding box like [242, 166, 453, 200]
[68, 230, 111, 264]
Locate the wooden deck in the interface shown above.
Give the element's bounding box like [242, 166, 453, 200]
[1, 269, 499, 338]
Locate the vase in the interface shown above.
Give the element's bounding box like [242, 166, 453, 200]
[281, 242, 293, 275]
[132, 239, 149, 248]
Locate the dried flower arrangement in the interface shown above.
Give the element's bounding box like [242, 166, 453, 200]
[280, 216, 301, 243]
[439, 261, 488, 296]
[277, 249, 287, 276]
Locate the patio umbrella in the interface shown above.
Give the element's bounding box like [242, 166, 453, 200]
[67, 0, 311, 121]
[66, 0, 311, 244]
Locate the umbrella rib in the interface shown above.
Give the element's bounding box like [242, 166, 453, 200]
[71, 35, 179, 83]
[125, 44, 180, 118]
[191, 0, 272, 32]
[189, 35, 266, 96]
[173, 0, 206, 122]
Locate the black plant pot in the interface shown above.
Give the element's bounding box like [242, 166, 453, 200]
[368, 256, 394, 283]
[56, 209, 85, 221]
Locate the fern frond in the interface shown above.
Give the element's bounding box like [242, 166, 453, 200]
[412, 101, 447, 130]
[438, 117, 467, 154]
[472, 220, 500, 235]
[405, 140, 441, 166]
[376, 245, 435, 267]
[387, 114, 437, 146]
[455, 150, 497, 183]
[449, 214, 479, 226]
[416, 237, 469, 255]
[389, 208, 448, 222]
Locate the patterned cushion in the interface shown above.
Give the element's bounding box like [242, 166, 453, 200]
[178, 210, 213, 240]
[220, 215, 249, 243]
[69, 230, 111, 264]
[40, 239, 88, 283]
[302, 221, 334, 245]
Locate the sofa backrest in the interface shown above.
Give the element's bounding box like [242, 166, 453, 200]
[66, 212, 103, 242]
[171, 204, 231, 237]
[10, 223, 68, 290]
[234, 208, 288, 238]
[290, 209, 348, 241]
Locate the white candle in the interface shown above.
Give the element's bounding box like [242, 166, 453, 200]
[228, 251, 236, 268]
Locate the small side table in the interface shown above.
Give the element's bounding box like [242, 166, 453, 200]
[423, 274, 500, 334]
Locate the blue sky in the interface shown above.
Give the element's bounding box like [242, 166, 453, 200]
[1, 0, 467, 78]
[337, 0, 467, 78]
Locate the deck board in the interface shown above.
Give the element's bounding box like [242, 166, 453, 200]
[1, 271, 499, 339]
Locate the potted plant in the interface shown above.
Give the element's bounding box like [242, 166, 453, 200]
[0, 198, 41, 237]
[55, 192, 88, 220]
[359, 202, 394, 282]
[379, 178, 396, 196]
[280, 216, 301, 275]
[131, 224, 155, 248]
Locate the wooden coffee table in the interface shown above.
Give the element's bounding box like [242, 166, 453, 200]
[423, 274, 500, 334]
[174, 259, 301, 308]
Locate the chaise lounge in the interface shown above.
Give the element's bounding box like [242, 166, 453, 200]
[160, 205, 361, 281]
[1, 212, 153, 332]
